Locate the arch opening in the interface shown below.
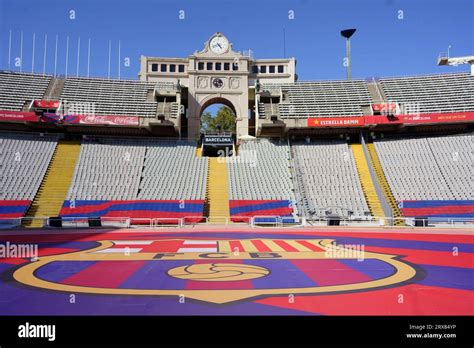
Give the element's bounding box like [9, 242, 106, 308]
[200, 98, 236, 157]
[200, 97, 236, 135]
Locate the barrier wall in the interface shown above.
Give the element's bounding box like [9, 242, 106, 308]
[1, 109, 472, 127]
[0, 200, 31, 218]
[59, 200, 205, 223]
[229, 200, 293, 222]
[400, 200, 474, 218]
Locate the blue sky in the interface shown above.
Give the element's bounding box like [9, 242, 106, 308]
[0, 0, 473, 82]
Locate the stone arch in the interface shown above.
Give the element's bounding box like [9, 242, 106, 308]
[198, 96, 238, 117]
[187, 91, 249, 140]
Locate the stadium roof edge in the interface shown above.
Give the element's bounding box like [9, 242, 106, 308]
[0, 70, 153, 83]
[1, 69, 471, 85]
[262, 79, 368, 84]
[375, 71, 472, 80]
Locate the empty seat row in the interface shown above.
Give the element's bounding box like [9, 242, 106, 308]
[0, 71, 51, 111]
[380, 73, 474, 113]
[0, 132, 57, 200]
[66, 137, 208, 201]
[228, 139, 296, 205]
[292, 140, 370, 217]
[374, 133, 473, 201]
[261, 80, 372, 118]
[60, 76, 159, 117]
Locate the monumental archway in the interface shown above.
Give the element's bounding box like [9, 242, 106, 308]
[199, 97, 237, 134]
[139, 32, 296, 139]
[200, 97, 237, 117]
[185, 33, 250, 140]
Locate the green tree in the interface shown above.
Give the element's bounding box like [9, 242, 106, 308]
[200, 111, 213, 132]
[201, 106, 236, 133]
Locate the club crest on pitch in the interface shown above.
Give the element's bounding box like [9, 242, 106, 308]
[13, 239, 418, 304]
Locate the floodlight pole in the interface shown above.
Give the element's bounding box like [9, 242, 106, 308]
[345, 38, 351, 80]
[437, 54, 474, 76]
[341, 29, 356, 80]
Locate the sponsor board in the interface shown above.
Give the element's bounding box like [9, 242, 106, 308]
[307, 117, 364, 127]
[0, 110, 39, 122]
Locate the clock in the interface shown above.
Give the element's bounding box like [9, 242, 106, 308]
[209, 36, 229, 55]
[213, 78, 224, 88]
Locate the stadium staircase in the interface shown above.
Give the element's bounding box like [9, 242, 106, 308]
[23, 140, 81, 228]
[206, 158, 230, 223]
[366, 143, 404, 225]
[351, 144, 385, 221]
[44, 77, 66, 100]
[367, 80, 387, 103]
[21, 100, 32, 112]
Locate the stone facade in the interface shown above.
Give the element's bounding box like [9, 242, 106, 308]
[139, 33, 296, 139]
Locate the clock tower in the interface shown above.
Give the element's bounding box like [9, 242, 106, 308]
[139, 33, 296, 139]
[186, 33, 250, 140]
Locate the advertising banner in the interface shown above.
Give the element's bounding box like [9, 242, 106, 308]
[307, 117, 364, 127]
[0, 110, 39, 122]
[33, 100, 60, 109]
[365, 111, 474, 125]
[37, 114, 140, 126]
[371, 103, 398, 113]
[66, 114, 139, 126]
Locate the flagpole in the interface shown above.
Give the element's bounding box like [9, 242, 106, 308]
[87, 38, 91, 77]
[76, 37, 80, 76]
[118, 40, 121, 79]
[20, 31, 23, 72]
[54, 35, 58, 76]
[43, 34, 47, 76]
[31, 32, 36, 73]
[65, 36, 69, 77]
[8, 30, 12, 70]
[108, 40, 111, 79]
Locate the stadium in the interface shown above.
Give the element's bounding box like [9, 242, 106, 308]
[0, 1, 472, 343]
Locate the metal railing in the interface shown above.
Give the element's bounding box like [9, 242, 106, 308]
[0, 215, 472, 230]
[251, 215, 301, 227]
[183, 216, 208, 225]
[203, 131, 233, 136]
[287, 137, 304, 220]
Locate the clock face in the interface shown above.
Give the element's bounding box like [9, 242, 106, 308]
[213, 78, 224, 88]
[210, 36, 229, 55]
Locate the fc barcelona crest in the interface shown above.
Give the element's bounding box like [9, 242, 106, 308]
[13, 239, 418, 304]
